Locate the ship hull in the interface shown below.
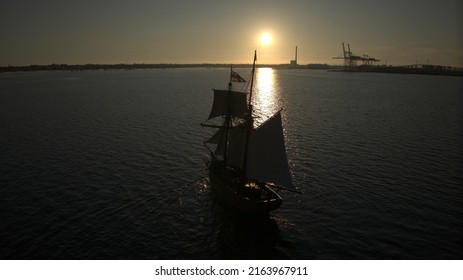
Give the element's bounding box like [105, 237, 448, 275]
[208, 160, 282, 214]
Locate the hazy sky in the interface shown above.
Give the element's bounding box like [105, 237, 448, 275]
[1, 0, 462, 66]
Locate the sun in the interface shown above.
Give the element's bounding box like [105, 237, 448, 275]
[260, 32, 272, 46]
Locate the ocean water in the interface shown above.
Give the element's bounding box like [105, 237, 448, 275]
[0, 68, 462, 259]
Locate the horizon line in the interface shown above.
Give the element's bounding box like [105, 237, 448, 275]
[2, 61, 462, 68]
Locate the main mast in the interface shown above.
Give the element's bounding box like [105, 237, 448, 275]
[223, 66, 233, 163]
[242, 50, 257, 176]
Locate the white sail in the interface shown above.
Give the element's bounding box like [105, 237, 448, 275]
[246, 111, 293, 188]
[208, 89, 248, 120]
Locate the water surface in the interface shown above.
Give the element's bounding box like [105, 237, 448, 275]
[1, 69, 462, 259]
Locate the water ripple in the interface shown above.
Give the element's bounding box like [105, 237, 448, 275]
[1, 69, 462, 259]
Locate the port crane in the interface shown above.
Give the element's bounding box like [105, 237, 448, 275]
[333, 43, 380, 70]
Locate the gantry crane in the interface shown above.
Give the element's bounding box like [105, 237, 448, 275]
[333, 43, 380, 70]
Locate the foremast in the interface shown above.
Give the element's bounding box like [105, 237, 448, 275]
[222, 67, 234, 163]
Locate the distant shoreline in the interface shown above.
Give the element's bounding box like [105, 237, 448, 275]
[1, 63, 462, 76]
[0, 63, 256, 72]
[0, 63, 334, 73]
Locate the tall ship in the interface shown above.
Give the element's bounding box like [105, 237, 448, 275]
[201, 51, 294, 214]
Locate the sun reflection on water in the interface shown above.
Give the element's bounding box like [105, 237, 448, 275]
[252, 68, 280, 125]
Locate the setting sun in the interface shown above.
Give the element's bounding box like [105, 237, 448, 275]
[260, 32, 272, 46]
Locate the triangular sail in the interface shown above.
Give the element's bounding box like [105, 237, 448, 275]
[206, 129, 224, 145]
[206, 126, 246, 167]
[208, 89, 248, 120]
[226, 126, 247, 168]
[206, 128, 226, 158]
[246, 111, 293, 188]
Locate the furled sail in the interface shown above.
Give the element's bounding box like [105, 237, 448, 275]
[208, 89, 248, 120]
[246, 111, 293, 188]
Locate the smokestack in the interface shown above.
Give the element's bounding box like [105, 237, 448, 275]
[295, 46, 298, 64]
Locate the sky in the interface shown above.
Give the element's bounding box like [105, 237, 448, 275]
[1, 0, 462, 67]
